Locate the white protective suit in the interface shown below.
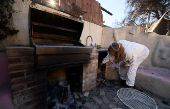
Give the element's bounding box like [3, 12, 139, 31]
[102, 40, 149, 86]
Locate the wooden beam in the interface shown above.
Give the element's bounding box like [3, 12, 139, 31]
[101, 6, 113, 16]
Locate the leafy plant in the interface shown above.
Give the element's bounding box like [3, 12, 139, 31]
[120, 0, 170, 27]
[0, 0, 19, 41]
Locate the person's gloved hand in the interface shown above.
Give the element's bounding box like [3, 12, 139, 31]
[110, 62, 120, 70]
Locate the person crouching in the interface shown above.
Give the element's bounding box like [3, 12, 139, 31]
[101, 40, 149, 88]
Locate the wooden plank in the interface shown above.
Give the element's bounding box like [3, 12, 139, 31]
[37, 54, 90, 66]
[32, 22, 78, 33]
[33, 38, 74, 46]
[33, 32, 76, 40]
[76, 0, 82, 8]
[89, 0, 92, 21]
[82, 0, 88, 18]
[101, 6, 113, 16]
[70, 0, 76, 4]
[36, 45, 92, 55]
[60, 0, 66, 10]
[66, 0, 71, 12]
[99, 4, 103, 24]
[91, 0, 95, 22]
[95, 1, 100, 23]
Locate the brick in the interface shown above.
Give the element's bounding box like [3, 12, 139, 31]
[109, 103, 117, 109]
[15, 95, 47, 109]
[84, 102, 94, 109]
[24, 94, 47, 106]
[101, 95, 110, 104]
[10, 71, 25, 79]
[11, 76, 35, 85]
[6, 47, 34, 57]
[83, 81, 96, 92]
[113, 97, 120, 103]
[92, 96, 103, 105]
[35, 74, 46, 80]
[100, 88, 105, 95]
[27, 89, 46, 99]
[21, 56, 34, 63]
[83, 75, 96, 84]
[90, 53, 98, 60]
[8, 58, 21, 64]
[27, 79, 47, 88]
[26, 69, 46, 76]
[29, 100, 47, 109]
[12, 85, 24, 92]
[13, 96, 26, 104]
[9, 64, 35, 72]
[13, 84, 47, 97]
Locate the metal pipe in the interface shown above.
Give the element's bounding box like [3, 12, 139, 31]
[86, 36, 93, 46]
[145, 12, 150, 33]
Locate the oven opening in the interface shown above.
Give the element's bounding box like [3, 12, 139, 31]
[47, 65, 83, 108]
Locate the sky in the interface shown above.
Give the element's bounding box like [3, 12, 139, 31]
[96, 0, 127, 27]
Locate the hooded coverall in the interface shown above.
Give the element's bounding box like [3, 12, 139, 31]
[102, 40, 149, 86]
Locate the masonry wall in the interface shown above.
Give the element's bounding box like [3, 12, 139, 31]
[82, 49, 98, 92]
[6, 47, 47, 109]
[6, 47, 98, 108]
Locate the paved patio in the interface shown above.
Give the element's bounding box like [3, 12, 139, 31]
[71, 80, 170, 109]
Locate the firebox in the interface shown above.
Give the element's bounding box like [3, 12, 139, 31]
[47, 65, 83, 108]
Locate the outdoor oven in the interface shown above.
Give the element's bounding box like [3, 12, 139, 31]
[30, 8, 92, 69]
[6, 7, 98, 109]
[30, 7, 93, 107]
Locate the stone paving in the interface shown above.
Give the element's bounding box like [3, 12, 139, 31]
[72, 80, 170, 109]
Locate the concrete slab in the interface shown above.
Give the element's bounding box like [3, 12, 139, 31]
[136, 66, 170, 101]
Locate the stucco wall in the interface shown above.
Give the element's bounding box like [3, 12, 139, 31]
[113, 26, 170, 69]
[101, 27, 115, 48]
[0, 0, 103, 50]
[80, 21, 103, 47]
[0, 0, 31, 50]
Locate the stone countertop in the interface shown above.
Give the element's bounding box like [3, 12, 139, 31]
[96, 48, 108, 52]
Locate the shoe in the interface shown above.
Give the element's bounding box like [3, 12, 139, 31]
[124, 84, 134, 88]
[120, 79, 126, 87]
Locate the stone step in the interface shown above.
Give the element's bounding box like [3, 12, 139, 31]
[92, 96, 103, 105]
[109, 103, 117, 109]
[113, 96, 120, 103]
[101, 95, 110, 104]
[84, 102, 97, 109]
[73, 92, 79, 99]
[78, 93, 84, 98]
[100, 88, 105, 95]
